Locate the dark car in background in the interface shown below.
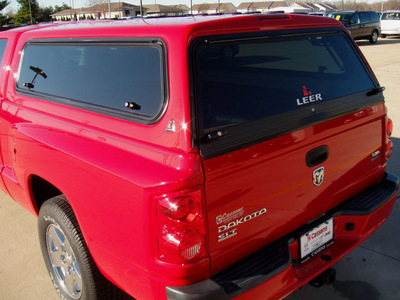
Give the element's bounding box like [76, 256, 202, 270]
[326, 10, 381, 43]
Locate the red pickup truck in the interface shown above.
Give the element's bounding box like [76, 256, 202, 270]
[0, 14, 397, 300]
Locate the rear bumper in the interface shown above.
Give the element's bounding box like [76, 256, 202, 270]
[166, 172, 399, 300]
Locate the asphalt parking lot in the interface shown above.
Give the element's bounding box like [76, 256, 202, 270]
[1, 37, 400, 300]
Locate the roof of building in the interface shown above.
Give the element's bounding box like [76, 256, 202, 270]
[144, 4, 186, 14]
[192, 3, 235, 11]
[51, 2, 142, 17]
[173, 4, 190, 11]
[315, 3, 337, 10]
[237, 1, 287, 10]
[293, 2, 319, 10]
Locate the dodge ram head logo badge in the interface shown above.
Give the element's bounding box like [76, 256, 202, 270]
[313, 167, 324, 186]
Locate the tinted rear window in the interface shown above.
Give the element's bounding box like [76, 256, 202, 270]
[17, 41, 166, 123]
[193, 33, 375, 132]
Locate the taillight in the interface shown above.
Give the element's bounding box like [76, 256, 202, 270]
[384, 117, 393, 160]
[387, 117, 393, 137]
[156, 188, 206, 264]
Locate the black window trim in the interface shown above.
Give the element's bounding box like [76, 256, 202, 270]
[16, 37, 169, 125]
[189, 27, 383, 160]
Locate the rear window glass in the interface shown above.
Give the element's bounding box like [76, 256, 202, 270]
[17, 42, 165, 122]
[193, 33, 375, 132]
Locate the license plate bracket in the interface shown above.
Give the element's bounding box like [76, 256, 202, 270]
[299, 217, 334, 264]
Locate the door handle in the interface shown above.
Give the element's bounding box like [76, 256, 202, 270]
[306, 145, 329, 167]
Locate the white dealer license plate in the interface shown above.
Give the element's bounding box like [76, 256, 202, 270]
[300, 218, 334, 264]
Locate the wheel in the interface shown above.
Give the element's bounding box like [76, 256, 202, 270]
[369, 30, 378, 43]
[38, 195, 133, 300]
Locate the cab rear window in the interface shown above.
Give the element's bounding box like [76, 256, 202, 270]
[192, 30, 381, 158]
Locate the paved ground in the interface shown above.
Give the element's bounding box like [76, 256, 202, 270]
[0, 37, 400, 300]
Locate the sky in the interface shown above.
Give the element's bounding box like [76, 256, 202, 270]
[5, 0, 381, 13]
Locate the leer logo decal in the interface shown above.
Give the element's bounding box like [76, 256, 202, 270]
[297, 85, 323, 106]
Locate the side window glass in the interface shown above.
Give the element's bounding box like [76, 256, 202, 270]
[17, 42, 165, 123]
[370, 12, 378, 21]
[360, 12, 370, 22]
[0, 39, 7, 62]
[351, 14, 360, 24]
[0, 39, 8, 84]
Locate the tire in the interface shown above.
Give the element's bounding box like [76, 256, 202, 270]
[369, 30, 378, 44]
[38, 195, 133, 300]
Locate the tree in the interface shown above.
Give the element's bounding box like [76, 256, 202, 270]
[54, 3, 71, 13]
[385, 0, 400, 10]
[14, 0, 39, 25]
[0, 0, 8, 11]
[0, 0, 10, 26]
[36, 6, 53, 23]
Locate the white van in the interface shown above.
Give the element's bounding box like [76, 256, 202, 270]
[381, 10, 400, 37]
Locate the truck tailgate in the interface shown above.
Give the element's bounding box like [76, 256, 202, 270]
[202, 104, 386, 274]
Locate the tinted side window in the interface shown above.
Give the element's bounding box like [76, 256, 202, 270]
[369, 12, 379, 21]
[0, 39, 7, 62]
[0, 39, 8, 84]
[359, 12, 370, 22]
[327, 13, 352, 24]
[351, 14, 360, 24]
[17, 42, 166, 123]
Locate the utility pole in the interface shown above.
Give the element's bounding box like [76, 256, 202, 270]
[28, 0, 33, 24]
